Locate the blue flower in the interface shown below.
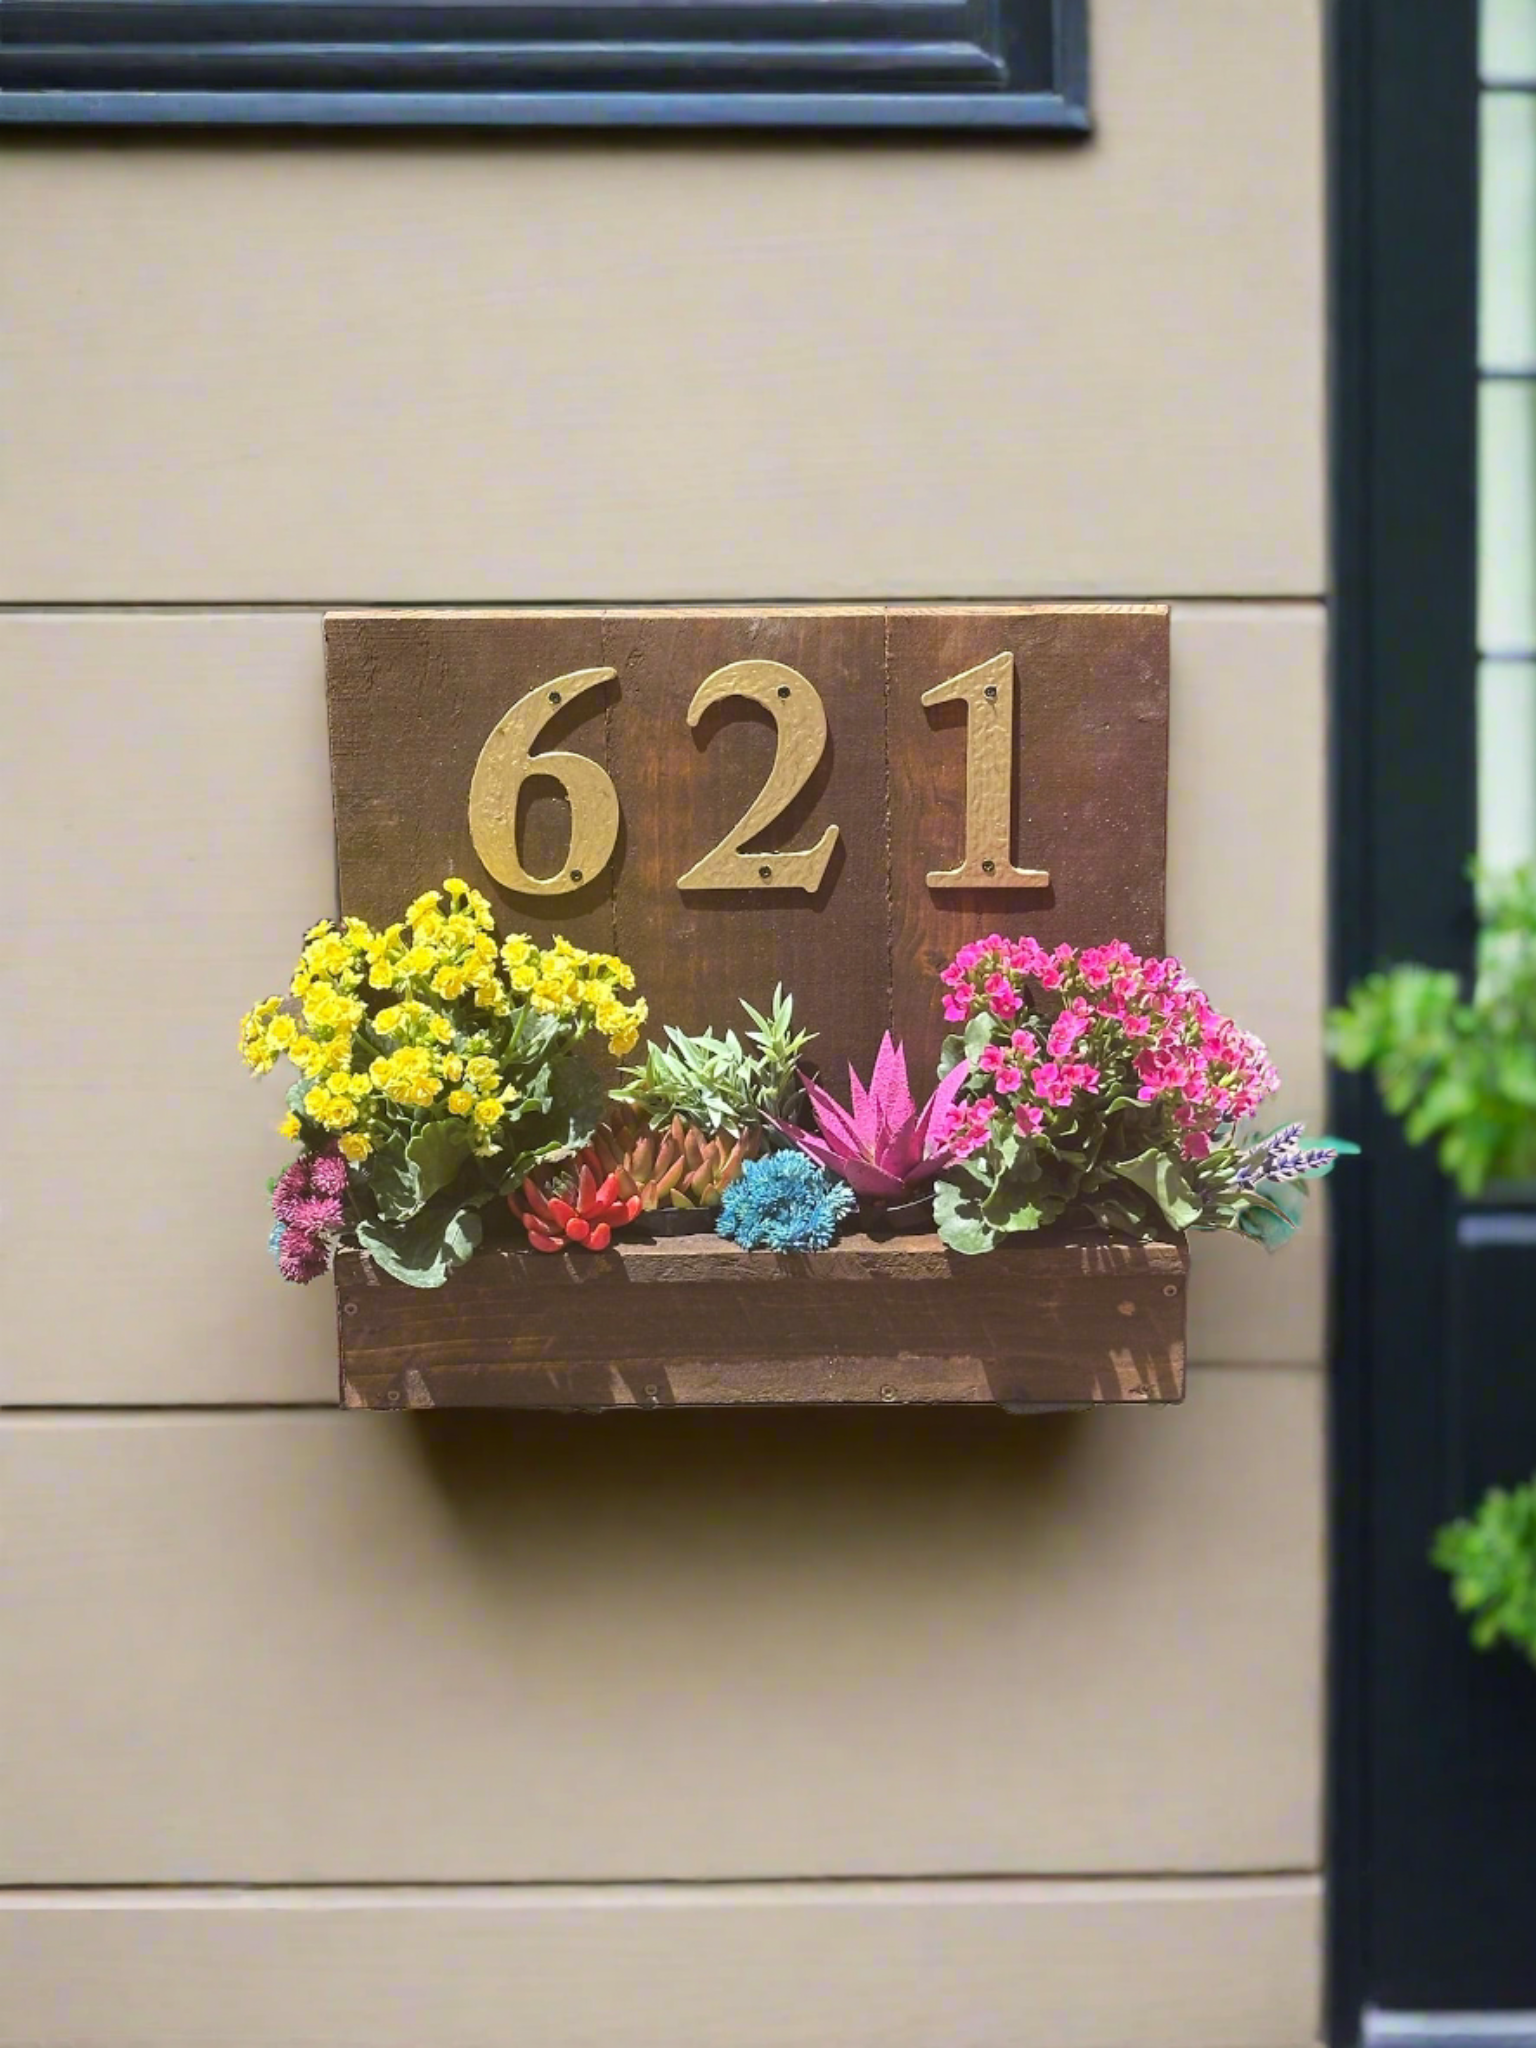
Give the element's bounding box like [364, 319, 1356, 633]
[716, 1150, 856, 1252]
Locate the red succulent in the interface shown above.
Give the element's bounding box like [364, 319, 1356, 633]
[508, 1161, 642, 1253]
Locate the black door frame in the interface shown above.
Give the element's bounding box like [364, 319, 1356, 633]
[1330, 3, 1536, 2041]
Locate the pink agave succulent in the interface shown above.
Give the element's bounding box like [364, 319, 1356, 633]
[775, 1034, 970, 1200]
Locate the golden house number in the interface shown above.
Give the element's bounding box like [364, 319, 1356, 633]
[467, 653, 1050, 897]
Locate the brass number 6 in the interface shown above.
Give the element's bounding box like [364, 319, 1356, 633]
[922, 652, 1050, 891]
[468, 667, 620, 896]
[676, 660, 840, 893]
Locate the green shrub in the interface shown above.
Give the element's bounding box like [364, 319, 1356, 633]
[1432, 1479, 1536, 1669]
[1329, 865, 1536, 1195]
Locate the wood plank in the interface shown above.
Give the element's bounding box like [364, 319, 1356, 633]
[602, 607, 889, 1077]
[335, 1227, 1188, 1410]
[2, 607, 1323, 1404]
[887, 606, 1169, 1077]
[0, 1375, 1324, 1882]
[325, 610, 617, 952]
[0, 1879, 1324, 2048]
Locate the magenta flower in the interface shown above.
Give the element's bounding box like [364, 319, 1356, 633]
[309, 1151, 349, 1198]
[777, 1034, 972, 1200]
[275, 1225, 330, 1284]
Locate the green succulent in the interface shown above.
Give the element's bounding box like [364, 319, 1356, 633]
[611, 986, 813, 1141]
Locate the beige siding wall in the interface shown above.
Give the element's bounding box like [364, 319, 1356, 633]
[0, 2, 1328, 2041]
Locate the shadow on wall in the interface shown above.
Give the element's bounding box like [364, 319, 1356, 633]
[406, 1407, 1101, 1587]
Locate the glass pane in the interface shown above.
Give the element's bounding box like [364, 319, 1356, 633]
[1479, 659, 1536, 868]
[1483, 0, 1536, 83]
[1482, 94, 1536, 368]
[1479, 379, 1536, 651]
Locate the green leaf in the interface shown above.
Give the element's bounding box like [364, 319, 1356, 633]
[962, 1012, 996, 1063]
[938, 1033, 969, 1081]
[1109, 1148, 1204, 1231]
[1084, 1189, 1158, 1237]
[981, 1185, 1059, 1234]
[933, 1176, 997, 1256]
[363, 1143, 423, 1223]
[1235, 1181, 1308, 1249]
[404, 1119, 474, 1206]
[356, 1191, 485, 1290]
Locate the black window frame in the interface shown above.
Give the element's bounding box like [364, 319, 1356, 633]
[1330, 1, 1536, 2041]
[0, 0, 1088, 128]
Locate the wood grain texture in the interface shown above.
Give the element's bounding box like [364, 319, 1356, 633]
[888, 607, 1170, 1074]
[0, 1878, 1324, 2048]
[1, 606, 1323, 1403]
[602, 607, 889, 1075]
[335, 1228, 1189, 1410]
[325, 611, 617, 952]
[0, 2, 1324, 602]
[0, 1373, 1324, 1881]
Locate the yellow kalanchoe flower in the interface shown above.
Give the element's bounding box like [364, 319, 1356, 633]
[240, 879, 642, 1196]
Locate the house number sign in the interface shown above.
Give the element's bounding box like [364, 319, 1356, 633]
[325, 605, 1170, 1075]
[467, 653, 1048, 899]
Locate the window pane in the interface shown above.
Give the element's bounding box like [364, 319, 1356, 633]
[1483, 0, 1536, 83]
[1479, 659, 1536, 868]
[1482, 93, 1536, 368]
[1479, 379, 1536, 651]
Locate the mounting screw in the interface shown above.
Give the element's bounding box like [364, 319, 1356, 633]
[643, 1383, 660, 1403]
[570, 868, 584, 883]
[981, 858, 996, 875]
[387, 1388, 402, 1404]
[984, 684, 999, 701]
[342, 1301, 358, 1317]
[758, 864, 773, 881]
[777, 684, 792, 699]
[548, 690, 562, 705]
[1163, 1283, 1180, 1298]
[880, 1384, 899, 1403]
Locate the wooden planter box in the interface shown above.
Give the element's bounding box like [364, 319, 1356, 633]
[335, 1228, 1189, 1411]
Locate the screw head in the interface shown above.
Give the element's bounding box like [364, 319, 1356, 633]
[880, 1384, 899, 1403]
[1163, 1283, 1180, 1298]
[569, 868, 583, 883]
[984, 683, 999, 700]
[981, 858, 996, 875]
[342, 1301, 358, 1317]
[758, 864, 772, 881]
[548, 690, 562, 705]
[777, 684, 792, 699]
[387, 1388, 401, 1404]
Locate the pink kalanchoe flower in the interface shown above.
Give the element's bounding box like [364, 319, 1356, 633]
[1015, 1101, 1046, 1136]
[276, 1225, 330, 1284]
[779, 1034, 972, 1199]
[938, 1097, 997, 1160]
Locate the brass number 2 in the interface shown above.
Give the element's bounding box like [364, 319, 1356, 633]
[676, 660, 840, 893]
[467, 667, 621, 897]
[922, 652, 1050, 891]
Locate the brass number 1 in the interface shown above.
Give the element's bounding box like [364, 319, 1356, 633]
[922, 652, 1050, 891]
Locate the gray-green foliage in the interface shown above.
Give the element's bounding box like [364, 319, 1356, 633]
[1330, 864, 1536, 1195]
[1432, 1478, 1536, 1670]
[611, 987, 813, 1140]
[351, 1017, 605, 1287]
